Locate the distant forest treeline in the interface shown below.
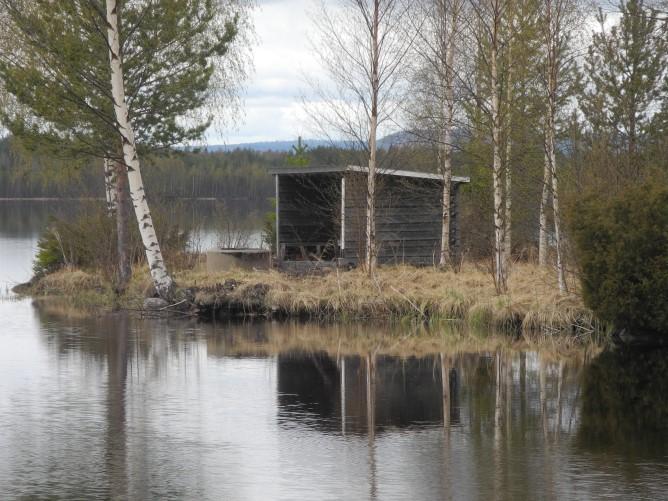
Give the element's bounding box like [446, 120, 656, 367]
[0, 137, 275, 200]
[0, 136, 442, 201]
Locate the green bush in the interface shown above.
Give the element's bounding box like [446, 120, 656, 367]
[570, 184, 668, 335]
[34, 209, 117, 276]
[34, 230, 65, 276]
[34, 202, 193, 279]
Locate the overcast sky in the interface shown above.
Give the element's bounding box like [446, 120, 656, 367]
[219, 0, 620, 146]
[220, 0, 318, 145]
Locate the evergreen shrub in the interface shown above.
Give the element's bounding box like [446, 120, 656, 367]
[570, 184, 668, 335]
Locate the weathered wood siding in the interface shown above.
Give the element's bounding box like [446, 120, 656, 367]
[277, 173, 341, 258]
[276, 170, 464, 266]
[343, 173, 461, 265]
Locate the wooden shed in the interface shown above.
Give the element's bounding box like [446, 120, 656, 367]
[270, 165, 470, 267]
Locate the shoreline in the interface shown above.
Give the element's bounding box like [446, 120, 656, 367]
[0, 196, 254, 202]
[0, 197, 105, 201]
[14, 263, 603, 339]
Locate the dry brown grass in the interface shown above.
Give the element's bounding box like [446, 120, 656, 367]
[19, 261, 604, 347]
[177, 262, 599, 334]
[30, 268, 105, 296]
[25, 266, 149, 310]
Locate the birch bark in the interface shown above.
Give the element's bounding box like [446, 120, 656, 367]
[538, 146, 550, 266]
[547, 110, 567, 293]
[105, 0, 174, 298]
[365, 0, 380, 275]
[503, 42, 513, 273]
[439, 0, 460, 268]
[440, 132, 453, 267]
[103, 157, 117, 213]
[491, 23, 507, 293]
[367, 114, 377, 274]
[544, 0, 567, 293]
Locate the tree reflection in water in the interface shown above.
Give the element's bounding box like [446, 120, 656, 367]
[105, 314, 129, 500]
[578, 347, 668, 457]
[6, 307, 668, 500]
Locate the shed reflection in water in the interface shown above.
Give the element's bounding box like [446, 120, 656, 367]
[277, 354, 452, 434]
[3, 304, 668, 499]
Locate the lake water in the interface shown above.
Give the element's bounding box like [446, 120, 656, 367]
[2, 201, 668, 500]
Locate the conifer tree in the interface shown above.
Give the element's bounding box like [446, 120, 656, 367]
[286, 136, 310, 167]
[580, 0, 667, 181]
[0, 0, 250, 296]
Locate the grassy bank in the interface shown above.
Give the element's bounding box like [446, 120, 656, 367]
[18, 262, 601, 336]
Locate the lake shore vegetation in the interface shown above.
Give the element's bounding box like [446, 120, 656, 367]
[16, 261, 600, 339]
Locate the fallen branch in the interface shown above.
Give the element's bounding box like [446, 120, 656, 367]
[389, 285, 427, 319]
[159, 299, 188, 311]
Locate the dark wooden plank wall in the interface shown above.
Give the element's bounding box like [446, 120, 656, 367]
[343, 173, 461, 266]
[277, 173, 341, 255]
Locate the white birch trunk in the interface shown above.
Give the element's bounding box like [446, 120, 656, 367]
[539, 146, 550, 266]
[491, 34, 506, 293]
[503, 43, 513, 273]
[504, 138, 512, 269]
[547, 110, 567, 293]
[440, 134, 453, 268]
[539, 0, 554, 268]
[104, 157, 117, 213]
[367, 115, 377, 274]
[544, 0, 566, 293]
[365, 1, 380, 276]
[439, 1, 458, 268]
[105, 0, 174, 298]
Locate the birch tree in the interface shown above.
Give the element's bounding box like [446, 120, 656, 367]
[407, 0, 466, 268]
[537, 0, 580, 292]
[308, 0, 412, 275]
[105, 0, 173, 296]
[503, 33, 513, 273]
[538, 142, 550, 265]
[464, 0, 513, 292]
[487, 1, 508, 292]
[0, 0, 251, 295]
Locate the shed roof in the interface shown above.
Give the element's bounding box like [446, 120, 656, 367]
[269, 165, 470, 183]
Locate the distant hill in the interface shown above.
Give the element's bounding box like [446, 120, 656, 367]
[203, 132, 419, 153]
[204, 139, 343, 153]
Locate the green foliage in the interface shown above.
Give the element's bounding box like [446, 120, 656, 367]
[34, 227, 68, 277]
[34, 210, 120, 277]
[286, 137, 310, 167]
[570, 184, 668, 334]
[0, 0, 244, 160]
[579, 0, 668, 179]
[33, 203, 194, 279]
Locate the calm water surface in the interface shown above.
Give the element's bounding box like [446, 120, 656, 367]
[1, 201, 668, 500]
